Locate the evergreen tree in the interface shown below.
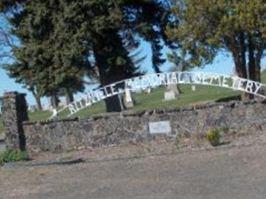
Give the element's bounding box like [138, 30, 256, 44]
[1, 0, 174, 111]
[3, 0, 91, 109]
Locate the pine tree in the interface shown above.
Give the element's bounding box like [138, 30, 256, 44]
[1, 0, 175, 111]
[3, 0, 91, 109]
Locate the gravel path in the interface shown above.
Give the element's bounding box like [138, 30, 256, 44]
[1, 141, 266, 199]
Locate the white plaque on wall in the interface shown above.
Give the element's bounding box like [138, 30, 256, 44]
[149, 121, 171, 134]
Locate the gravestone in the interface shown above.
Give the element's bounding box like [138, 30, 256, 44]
[164, 91, 176, 101]
[1, 92, 29, 151]
[123, 89, 134, 109]
[144, 87, 151, 94]
[105, 94, 124, 112]
[28, 105, 37, 112]
[164, 84, 180, 101]
[191, 85, 196, 91]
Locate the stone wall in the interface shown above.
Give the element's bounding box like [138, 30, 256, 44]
[22, 100, 266, 154]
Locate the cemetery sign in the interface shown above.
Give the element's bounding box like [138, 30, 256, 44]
[51, 72, 266, 118]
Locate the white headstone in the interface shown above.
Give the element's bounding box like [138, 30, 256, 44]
[123, 89, 134, 108]
[28, 105, 37, 112]
[144, 87, 151, 94]
[164, 84, 180, 101]
[164, 91, 176, 101]
[191, 85, 196, 91]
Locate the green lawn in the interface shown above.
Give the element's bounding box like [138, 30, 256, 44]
[0, 70, 266, 134]
[61, 84, 240, 119]
[28, 110, 53, 122]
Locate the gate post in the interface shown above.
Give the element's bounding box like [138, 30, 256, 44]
[2, 92, 29, 151]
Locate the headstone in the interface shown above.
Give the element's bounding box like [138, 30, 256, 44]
[144, 87, 151, 94]
[164, 91, 176, 101]
[28, 105, 37, 112]
[105, 94, 124, 112]
[149, 121, 172, 134]
[191, 85, 196, 91]
[123, 89, 134, 108]
[164, 84, 180, 101]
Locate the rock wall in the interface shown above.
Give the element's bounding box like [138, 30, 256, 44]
[22, 101, 266, 154]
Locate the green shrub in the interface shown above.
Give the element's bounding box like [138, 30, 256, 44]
[0, 149, 29, 165]
[206, 128, 221, 146]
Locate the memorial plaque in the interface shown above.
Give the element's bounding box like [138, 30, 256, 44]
[149, 121, 171, 134]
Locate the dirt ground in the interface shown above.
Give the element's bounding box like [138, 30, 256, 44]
[1, 132, 266, 199]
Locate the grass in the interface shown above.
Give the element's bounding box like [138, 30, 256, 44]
[0, 70, 266, 134]
[132, 85, 239, 111]
[58, 84, 239, 119]
[0, 149, 29, 165]
[28, 109, 53, 122]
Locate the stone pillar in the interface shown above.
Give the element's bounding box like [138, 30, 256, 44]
[2, 92, 29, 151]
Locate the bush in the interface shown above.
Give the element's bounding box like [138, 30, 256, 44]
[0, 149, 29, 165]
[206, 128, 221, 146]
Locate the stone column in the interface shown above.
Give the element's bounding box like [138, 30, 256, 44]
[2, 92, 29, 151]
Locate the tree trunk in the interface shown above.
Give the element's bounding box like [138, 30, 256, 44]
[228, 32, 263, 100]
[233, 32, 250, 100]
[31, 89, 43, 111]
[255, 45, 263, 83]
[248, 34, 256, 81]
[247, 34, 262, 99]
[50, 93, 59, 109]
[247, 34, 256, 100]
[35, 96, 43, 111]
[238, 32, 248, 79]
[255, 63, 261, 83]
[65, 89, 74, 105]
[92, 30, 138, 112]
